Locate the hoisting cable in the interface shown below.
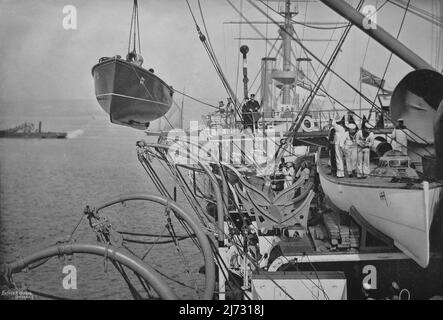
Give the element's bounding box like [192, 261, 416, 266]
[249, 0, 435, 157]
[387, 0, 443, 27]
[299, 71, 439, 170]
[365, 0, 435, 153]
[128, 0, 142, 55]
[368, 0, 409, 115]
[165, 208, 201, 297]
[291, 1, 361, 134]
[273, 0, 363, 163]
[185, 0, 243, 121]
[227, 0, 337, 118]
[256, 0, 390, 117]
[171, 87, 219, 109]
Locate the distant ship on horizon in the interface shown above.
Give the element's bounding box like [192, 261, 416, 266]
[0, 121, 67, 139]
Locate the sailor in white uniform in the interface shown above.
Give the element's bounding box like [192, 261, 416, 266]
[333, 118, 346, 178]
[356, 122, 375, 178]
[341, 123, 358, 177]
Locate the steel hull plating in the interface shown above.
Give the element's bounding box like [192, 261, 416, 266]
[318, 164, 442, 268]
[92, 58, 173, 129]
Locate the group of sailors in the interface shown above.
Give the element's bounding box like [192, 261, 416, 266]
[214, 93, 262, 131]
[214, 97, 236, 129]
[274, 158, 311, 189]
[328, 114, 410, 179]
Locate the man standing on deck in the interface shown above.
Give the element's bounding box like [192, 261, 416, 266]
[356, 122, 375, 179]
[242, 97, 253, 131]
[248, 94, 261, 132]
[334, 117, 346, 178]
[327, 119, 337, 176]
[341, 123, 358, 177]
[218, 100, 225, 114]
[226, 97, 235, 128]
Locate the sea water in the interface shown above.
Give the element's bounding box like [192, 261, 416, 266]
[0, 99, 204, 299]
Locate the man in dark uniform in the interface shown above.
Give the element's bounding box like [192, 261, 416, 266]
[247, 94, 261, 132]
[242, 98, 253, 131]
[327, 119, 337, 175]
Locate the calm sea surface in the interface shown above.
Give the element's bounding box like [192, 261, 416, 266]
[0, 100, 204, 299]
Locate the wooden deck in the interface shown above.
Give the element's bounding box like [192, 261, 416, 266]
[317, 157, 440, 190]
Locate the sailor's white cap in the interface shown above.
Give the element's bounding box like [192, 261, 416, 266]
[348, 123, 356, 130]
[365, 122, 372, 129]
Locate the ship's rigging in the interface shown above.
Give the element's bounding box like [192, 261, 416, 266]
[4, 0, 443, 301]
[179, 0, 443, 185]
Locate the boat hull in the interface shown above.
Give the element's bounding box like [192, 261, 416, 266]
[92, 57, 173, 130]
[318, 163, 442, 268]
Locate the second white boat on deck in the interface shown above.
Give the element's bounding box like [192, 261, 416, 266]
[317, 151, 442, 268]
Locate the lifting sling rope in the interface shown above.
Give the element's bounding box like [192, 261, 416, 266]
[128, 0, 142, 56]
[185, 0, 244, 122]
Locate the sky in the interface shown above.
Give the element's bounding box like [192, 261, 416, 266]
[0, 0, 441, 124]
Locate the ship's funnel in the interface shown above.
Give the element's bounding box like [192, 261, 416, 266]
[390, 70, 443, 145]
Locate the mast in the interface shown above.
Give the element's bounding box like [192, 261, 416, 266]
[318, 0, 434, 71]
[281, 0, 294, 105]
[271, 0, 298, 107]
[240, 45, 250, 99]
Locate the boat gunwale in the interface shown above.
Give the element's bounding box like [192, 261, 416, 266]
[317, 157, 443, 190]
[91, 57, 174, 94]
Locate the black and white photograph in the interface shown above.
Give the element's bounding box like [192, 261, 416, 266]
[1, 0, 443, 303]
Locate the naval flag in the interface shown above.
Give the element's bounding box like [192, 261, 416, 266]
[360, 67, 385, 89]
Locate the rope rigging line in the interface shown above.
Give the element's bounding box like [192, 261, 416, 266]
[197, 0, 216, 59]
[212, 164, 330, 300]
[248, 0, 435, 154]
[165, 206, 202, 297]
[369, 0, 438, 155]
[387, 0, 443, 27]
[142, 142, 337, 300]
[185, 0, 243, 121]
[123, 237, 203, 292]
[258, 0, 388, 115]
[271, 0, 363, 163]
[363, 0, 435, 156]
[299, 72, 440, 169]
[368, 0, 410, 114]
[101, 198, 206, 300]
[352, 0, 389, 110]
[128, 0, 142, 55]
[292, 2, 359, 130]
[144, 143, 304, 300]
[171, 84, 217, 110]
